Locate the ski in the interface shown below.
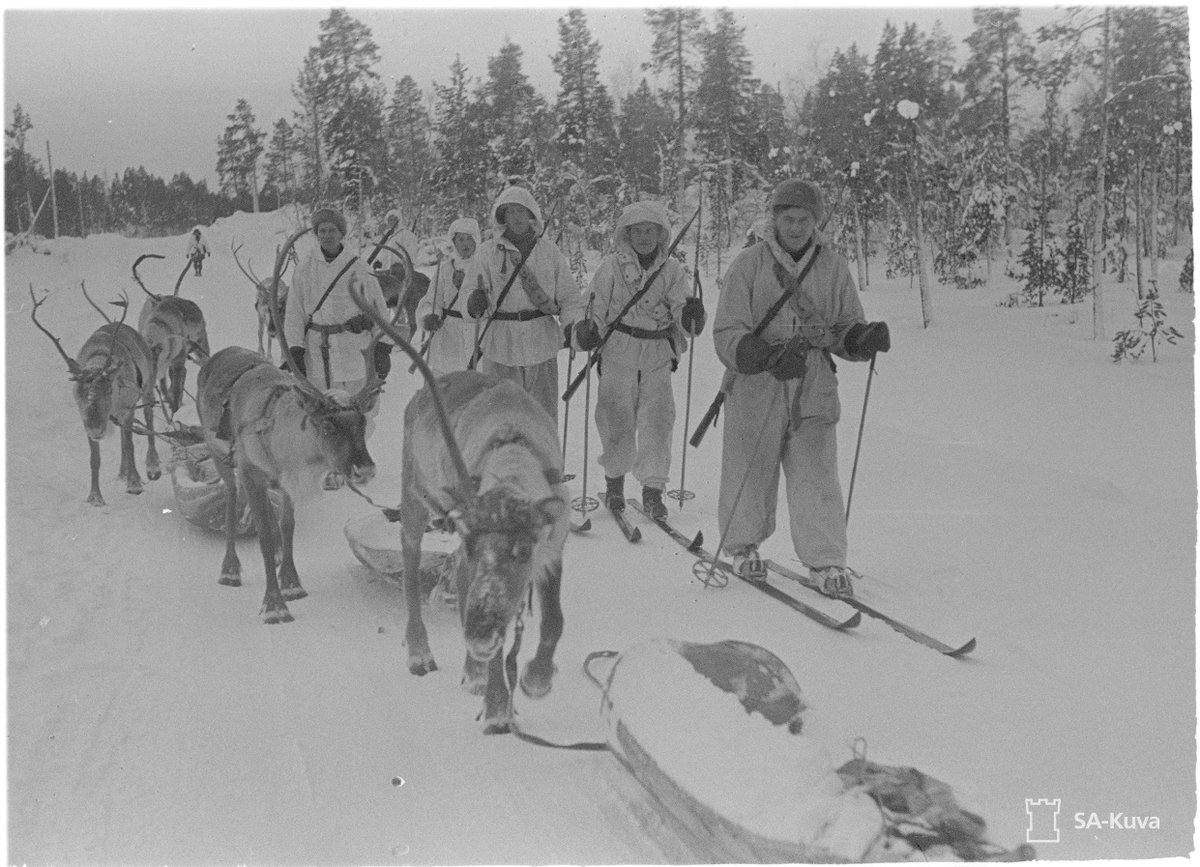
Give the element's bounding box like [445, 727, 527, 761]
[626, 502, 858, 631]
[598, 494, 642, 542]
[764, 559, 976, 657]
[628, 501, 703, 551]
[570, 516, 592, 534]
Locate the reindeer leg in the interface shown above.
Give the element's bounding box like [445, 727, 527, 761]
[143, 402, 161, 481]
[400, 495, 436, 675]
[521, 502, 568, 699]
[86, 437, 106, 506]
[277, 493, 306, 601]
[244, 469, 291, 624]
[169, 359, 186, 414]
[520, 558, 563, 699]
[121, 424, 144, 495]
[481, 644, 513, 735]
[216, 458, 242, 587]
[457, 555, 488, 695]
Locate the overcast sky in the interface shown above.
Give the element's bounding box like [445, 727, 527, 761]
[5, 3, 1060, 187]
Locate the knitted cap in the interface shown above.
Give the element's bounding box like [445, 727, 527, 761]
[311, 207, 347, 235]
[770, 179, 824, 223]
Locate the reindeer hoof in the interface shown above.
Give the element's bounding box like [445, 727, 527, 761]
[261, 605, 294, 624]
[407, 650, 438, 676]
[461, 659, 487, 696]
[146, 467, 161, 482]
[520, 661, 557, 699]
[86, 493, 106, 507]
[219, 574, 242, 587]
[482, 716, 513, 735]
[281, 586, 308, 601]
[126, 484, 144, 496]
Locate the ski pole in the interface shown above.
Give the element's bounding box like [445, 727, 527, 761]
[571, 294, 599, 524]
[844, 353, 877, 525]
[669, 262, 703, 509]
[409, 257, 442, 374]
[693, 381, 782, 589]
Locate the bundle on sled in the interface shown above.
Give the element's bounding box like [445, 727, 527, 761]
[598, 639, 1034, 863]
[344, 512, 454, 598]
[163, 424, 281, 536]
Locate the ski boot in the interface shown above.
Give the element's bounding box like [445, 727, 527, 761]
[604, 475, 626, 511]
[642, 485, 668, 521]
[810, 564, 860, 599]
[730, 544, 767, 582]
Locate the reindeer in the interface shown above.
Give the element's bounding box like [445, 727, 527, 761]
[371, 243, 431, 338]
[351, 282, 568, 735]
[232, 240, 290, 360]
[195, 229, 382, 624]
[133, 253, 210, 414]
[30, 285, 161, 506]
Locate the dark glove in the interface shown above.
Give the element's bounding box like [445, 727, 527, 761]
[422, 313, 443, 333]
[575, 319, 602, 351]
[561, 322, 573, 349]
[467, 287, 489, 318]
[374, 342, 393, 379]
[680, 297, 706, 335]
[845, 321, 891, 354]
[286, 345, 307, 376]
[765, 337, 808, 381]
[344, 313, 374, 334]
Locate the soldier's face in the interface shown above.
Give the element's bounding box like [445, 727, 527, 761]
[453, 233, 476, 259]
[503, 205, 534, 235]
[774, 208, 815, 254]
[317, 222, 344, 254]
[628, 222, 660, 257]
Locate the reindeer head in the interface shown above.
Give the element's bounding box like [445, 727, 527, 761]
[453, 487, 564, 661]
[295, 386, 378, 486]
[30, 286, 131, 440]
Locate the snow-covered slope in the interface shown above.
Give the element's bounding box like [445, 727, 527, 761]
[6, 210, 1195, 863]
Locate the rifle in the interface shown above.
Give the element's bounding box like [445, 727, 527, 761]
[467, 203, 557, 370]
[561, 207, 700, 403]
[689, 245, 822, 447]
[366, 224, 398, 267]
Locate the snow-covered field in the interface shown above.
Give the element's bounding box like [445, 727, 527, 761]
[6, 210, 1196, 863]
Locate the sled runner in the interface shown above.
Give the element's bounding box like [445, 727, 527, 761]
[344, 512, 454, 595]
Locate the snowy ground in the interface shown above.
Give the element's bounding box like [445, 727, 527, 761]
[6, 210, 1196, 864]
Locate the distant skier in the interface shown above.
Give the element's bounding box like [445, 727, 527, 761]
[712, 178, 890, 597]
[186, 227, 210, 276]
[573, 200, 706, 519]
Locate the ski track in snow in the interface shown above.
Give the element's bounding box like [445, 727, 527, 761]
[6, 211, 1195, 863]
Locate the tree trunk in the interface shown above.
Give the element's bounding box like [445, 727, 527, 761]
[46, 141, 59, 239]
[75, 178, 86, 238]
[250, 163, 260, 213]
[1148, 158, 1159, 292]
[853, 195, 868, 292]
[1134, 157, 1144, 299]
[1090, 8, 1110, 339]
[909, 126, 933, 328]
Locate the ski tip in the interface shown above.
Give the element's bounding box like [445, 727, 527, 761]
[946, 637, 977, 658]
[570, 519, 592, 534]
[687, 531, 703, 552]
[840, 611, 863, 630]
[629, 526, 643, 542]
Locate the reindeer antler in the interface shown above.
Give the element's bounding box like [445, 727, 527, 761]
[79, 280, 112, 323]
[273, 228, 313, 381]
[231, 241, 263, 286]
[102, 291, 131, 371]
[173, 258, 191, 297]
[132, 254, 165, 300]
[349, 279, 474, 495]
[29, 285, 82, 377]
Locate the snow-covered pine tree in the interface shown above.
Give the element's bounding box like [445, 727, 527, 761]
[643, 7, 704, 211]
[384, 76, 432, 217]
[1059, 204, 1091, 303]
[1015, 207, 1061, 307]
[216, 99, 265, 213]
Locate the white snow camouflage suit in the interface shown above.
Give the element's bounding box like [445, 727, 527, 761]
[712, 230, 871, 569]
[581, 200, 691, 492]
[462, 186, 582, 428]
[415, 217, 481, 376]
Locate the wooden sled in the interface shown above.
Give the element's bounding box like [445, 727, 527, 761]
[166, 427, 281, 536]
[344, 512, 454, 597]
[596, 639, 1036, 863]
